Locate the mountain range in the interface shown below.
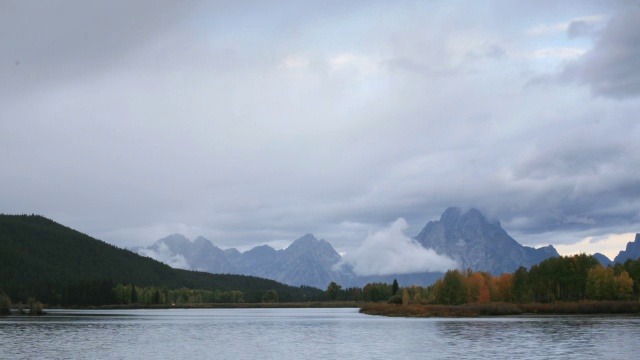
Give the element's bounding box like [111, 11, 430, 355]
[135, 207, 628, 289]
[134, 233, 350, 289]
[592, 233, 640, 267]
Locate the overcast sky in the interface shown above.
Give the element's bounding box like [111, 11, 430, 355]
[2, 1, 639, 260]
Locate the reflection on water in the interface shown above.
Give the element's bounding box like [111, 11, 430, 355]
[1, 308, 638, 359]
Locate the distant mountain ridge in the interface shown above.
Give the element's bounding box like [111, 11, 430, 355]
[134, 233, 348, 289]
[582, 234, 640, 267]
[134, 207, 565, 287]
[593, 252, 613, 267]
[614, 233, 640, 264]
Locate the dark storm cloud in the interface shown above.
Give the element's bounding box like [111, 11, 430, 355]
[561, 10, 640, 99]
[567, 19, 599, 38]
[490, 118, 640, 242]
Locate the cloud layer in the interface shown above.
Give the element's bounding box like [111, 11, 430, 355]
[1, 1, 639, 256]
[561, 10, 640, 98]
[136, 242, 191, 270]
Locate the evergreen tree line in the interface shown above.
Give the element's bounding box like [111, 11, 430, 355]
[0, 281, 324, 308]
[323, 282, 398, 303]
[112, 284, 247, 305]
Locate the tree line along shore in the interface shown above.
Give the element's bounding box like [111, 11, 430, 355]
[3, 254, 640, 317]
[360, 253, 640, 317]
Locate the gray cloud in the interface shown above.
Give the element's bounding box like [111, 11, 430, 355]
[561, 10, 640, 98]
[0, 1, 204, 104]
[137, 242, 191, 270]
[567, 19, 599, 38]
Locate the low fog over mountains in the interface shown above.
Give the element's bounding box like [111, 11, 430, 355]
[133, 207, 639, 289]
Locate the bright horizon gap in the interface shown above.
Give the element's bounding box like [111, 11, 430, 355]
[553, 233, 637, 260]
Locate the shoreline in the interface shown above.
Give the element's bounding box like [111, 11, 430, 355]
[359, 301, 640, 317]
[7, 300, 640, 317]
[40, 301, 362, 310]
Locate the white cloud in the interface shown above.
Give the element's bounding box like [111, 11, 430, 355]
[137, 242, 191, 270]
[338, 218, 458, 276]
[283, 55, 310, 69]
[530, 47, 587, 59]
[526, 15, 605, 36]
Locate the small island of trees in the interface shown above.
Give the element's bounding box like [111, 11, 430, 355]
[358, 254, 640, 317]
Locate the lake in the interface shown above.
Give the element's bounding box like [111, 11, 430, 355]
[1, 308, 638, 359]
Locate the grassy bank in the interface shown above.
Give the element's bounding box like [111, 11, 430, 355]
[359, 301, 640, 317]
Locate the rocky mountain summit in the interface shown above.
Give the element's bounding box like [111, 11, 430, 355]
[259, 233, 348, 287]
[613, 233, 640, 264]
[413, 207, 559, 274]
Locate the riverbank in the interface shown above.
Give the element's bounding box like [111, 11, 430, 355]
[17, 300, 640, 315]
[359, 301, 640, 317]
[43, 301, 361, 310]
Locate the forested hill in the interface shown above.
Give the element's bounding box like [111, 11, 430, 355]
[0, 214, 321, 304]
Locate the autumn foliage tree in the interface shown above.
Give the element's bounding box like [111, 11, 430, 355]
[496, 273, 514, 303]
[586, 265, 635, 301]
[434, 270, 468, 305]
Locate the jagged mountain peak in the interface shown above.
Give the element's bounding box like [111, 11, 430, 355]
[249, 244, 277, 251]
[415, 207, 558, 274]
[290, 233, 318, 244]
[614, 233, 640, 263]
[440, 207, 501, 229]
[191, 236, 219, 253]
[286, 233, 339, 259]
[159, 233, 190, 244]
[241, 244, 279, 261]
[193, 236, 211, 244]
[155, 233, 192, 254]
[286, 233, 319, 251]
[440, 207, 465, 223]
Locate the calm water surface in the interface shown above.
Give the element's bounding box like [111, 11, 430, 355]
[1, 308, 638, 359]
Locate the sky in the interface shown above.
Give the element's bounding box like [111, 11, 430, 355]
[2, 0, 640, 262]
